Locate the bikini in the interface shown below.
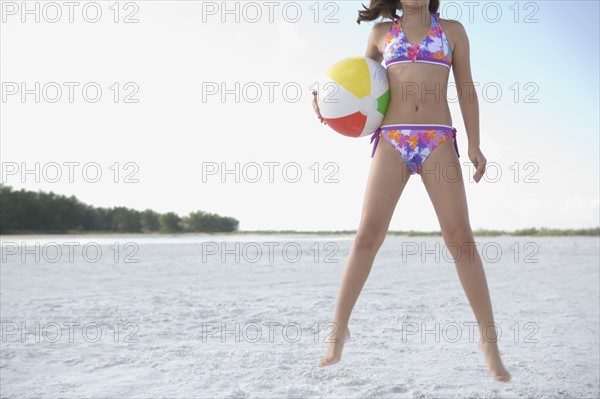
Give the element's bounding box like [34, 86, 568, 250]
[371, 12, 460, 175]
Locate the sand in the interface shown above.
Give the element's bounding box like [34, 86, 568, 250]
[1, 235, 598, 398]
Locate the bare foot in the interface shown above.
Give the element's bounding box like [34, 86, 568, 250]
[478, 339, 511, 382]
[318, 327, 351, 367]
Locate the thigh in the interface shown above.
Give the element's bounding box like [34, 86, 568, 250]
[359, 137, 412, 232]
[420, 138, 473, 240]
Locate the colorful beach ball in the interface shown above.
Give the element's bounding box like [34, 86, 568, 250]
[318, 56, 390, 137]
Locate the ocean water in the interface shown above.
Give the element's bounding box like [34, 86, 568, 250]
[1, 235, 599, 398]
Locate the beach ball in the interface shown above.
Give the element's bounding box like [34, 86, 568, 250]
[318, 56, 390, 137]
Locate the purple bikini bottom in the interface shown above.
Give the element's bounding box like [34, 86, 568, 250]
[371, 124, 460, 175]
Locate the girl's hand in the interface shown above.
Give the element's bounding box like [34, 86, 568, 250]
[312, 90, 326, 124]
[468, 146, 487, 183]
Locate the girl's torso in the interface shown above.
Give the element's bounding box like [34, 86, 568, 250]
[377, 12, 455, 126]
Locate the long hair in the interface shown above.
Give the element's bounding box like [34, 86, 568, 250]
[356, 0, 440, 24]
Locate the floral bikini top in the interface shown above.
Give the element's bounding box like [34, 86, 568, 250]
[383, 12, 452, 69]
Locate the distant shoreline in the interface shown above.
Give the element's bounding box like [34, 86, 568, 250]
[1, 227, 598, 237]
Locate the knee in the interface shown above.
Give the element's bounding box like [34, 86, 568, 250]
[442, 223, 474, 248]
[354, 223, 387, 254]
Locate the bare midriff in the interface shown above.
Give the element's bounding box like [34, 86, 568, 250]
[381, 62, 453, 126]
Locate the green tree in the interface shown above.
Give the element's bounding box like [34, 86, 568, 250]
[184, 211, 238, 232]
[159, 212, 181, 233]
[112, 207, 142, 232]
[140, 209, 160, 232]
[0, 185, 240, 234]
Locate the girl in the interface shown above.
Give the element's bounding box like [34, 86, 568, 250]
[311, 0, 511, 382]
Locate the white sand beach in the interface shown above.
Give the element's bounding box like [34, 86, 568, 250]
[1, 235, 598, 398]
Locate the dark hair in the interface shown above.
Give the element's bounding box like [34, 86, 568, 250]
[356, 0, 440, 24]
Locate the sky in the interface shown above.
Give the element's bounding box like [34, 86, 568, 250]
[1, 0, 599, 231]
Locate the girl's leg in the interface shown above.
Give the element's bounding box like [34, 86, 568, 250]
[420, 139, 511, 382]
[318, 138, 411, 367]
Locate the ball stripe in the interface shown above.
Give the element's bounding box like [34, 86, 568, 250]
[377, 90, 390, 115]
[326, 57, 371, 99]
[323, 112, 367, 138]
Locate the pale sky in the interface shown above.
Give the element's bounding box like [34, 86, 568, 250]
[1, 0, 599, 231]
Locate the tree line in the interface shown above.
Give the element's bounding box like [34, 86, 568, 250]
[0, 185, 239, 234]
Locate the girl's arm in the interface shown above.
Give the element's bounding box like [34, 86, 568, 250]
[450, 22, 487, 182]
[365, 23, 385, 62]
